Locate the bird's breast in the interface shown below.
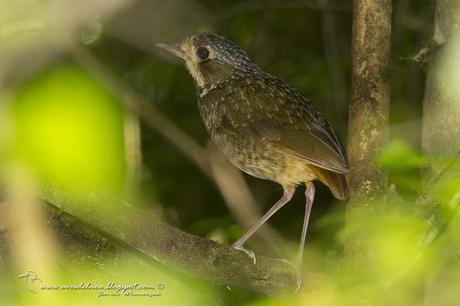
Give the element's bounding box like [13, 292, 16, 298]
[196, 84, 316, 186]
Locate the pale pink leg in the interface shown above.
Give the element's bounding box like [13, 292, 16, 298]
[233, 185, 296, 263]
[295, 181, 315, 290]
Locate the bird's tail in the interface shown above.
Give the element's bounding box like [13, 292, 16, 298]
[310, 165, 349, 200]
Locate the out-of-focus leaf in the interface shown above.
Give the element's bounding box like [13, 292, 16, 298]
[377, 139, 428, 171]
[12, 65, 126, 191]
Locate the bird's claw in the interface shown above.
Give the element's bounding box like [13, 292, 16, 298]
[295, 269, 302, 292]
[276, 258, 302, 292]
[233, 244, 257, 264]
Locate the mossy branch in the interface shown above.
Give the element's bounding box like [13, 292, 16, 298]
[39, 183, 297, 295]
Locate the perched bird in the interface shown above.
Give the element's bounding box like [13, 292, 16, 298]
[158, 33, 349, 285]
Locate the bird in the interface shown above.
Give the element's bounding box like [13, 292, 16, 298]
[157, 33, 350, 287]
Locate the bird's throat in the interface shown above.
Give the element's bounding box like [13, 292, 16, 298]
[185, 60, 207, 88]
[186, 60, 236, 96]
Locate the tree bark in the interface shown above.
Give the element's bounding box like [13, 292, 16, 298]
[39, 183, 297, 295]
[346, 0, 392, 261]
[421, 0, 460, 178]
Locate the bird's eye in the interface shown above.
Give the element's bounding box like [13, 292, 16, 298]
[196, 46, 210, 60]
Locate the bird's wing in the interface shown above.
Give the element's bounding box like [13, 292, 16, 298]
[218, 75, 350, 174]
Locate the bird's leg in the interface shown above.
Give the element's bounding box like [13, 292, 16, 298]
[233, 185, 296, 264]
[295, 181, 315, 291]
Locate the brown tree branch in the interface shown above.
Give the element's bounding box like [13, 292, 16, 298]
[347, 0, 391, 199]
[346, 0, 392, 262]
[39, 183, 297, 295]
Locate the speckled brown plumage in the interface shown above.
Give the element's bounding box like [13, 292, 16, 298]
[171, 33, 351, 198]
[199, 70, 349, 195]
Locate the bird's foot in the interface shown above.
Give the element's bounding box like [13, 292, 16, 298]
[276, 258, 303, 292]
[232, 244, 257, 264]
[295, 269, 302, 292]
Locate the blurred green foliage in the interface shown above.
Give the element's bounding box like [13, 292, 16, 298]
[12, 65, 126, 191]
[377, 139, 428, 171]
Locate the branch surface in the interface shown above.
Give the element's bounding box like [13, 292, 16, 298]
[39, 183, 297, 295]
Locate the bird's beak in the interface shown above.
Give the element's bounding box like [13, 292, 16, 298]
[156, 43, 185, 60]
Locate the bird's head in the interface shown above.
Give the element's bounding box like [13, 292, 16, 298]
[157, 33, 260, 90]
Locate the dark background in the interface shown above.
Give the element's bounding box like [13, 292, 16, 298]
[89, 0, 431, 252]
